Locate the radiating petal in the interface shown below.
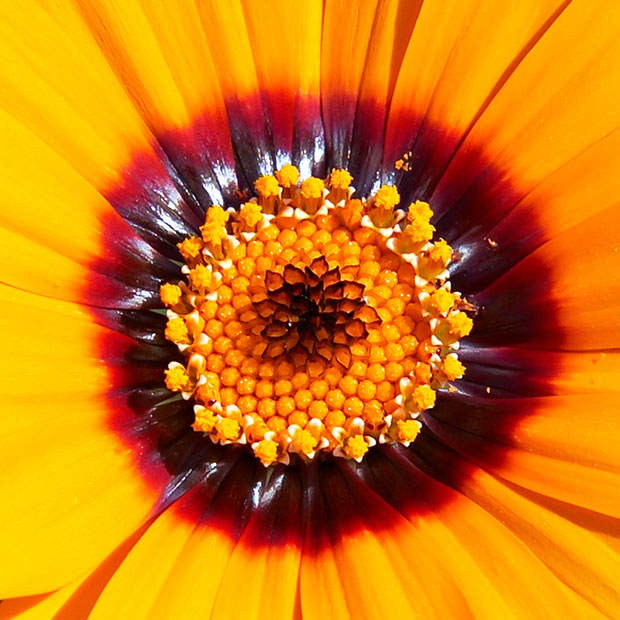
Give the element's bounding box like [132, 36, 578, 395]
[414, 434, 620, 617]
[0, 286, 162, 596]
[475, 203, 620, 349]
[385, 0, 569, 196]
[239, 0, 323, 174]
[74, 0, 238, 205]
[430, 0, 620, 289]
[320, 0, 380, 168]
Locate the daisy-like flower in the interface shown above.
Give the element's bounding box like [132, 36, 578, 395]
[1, 1, 620, 618]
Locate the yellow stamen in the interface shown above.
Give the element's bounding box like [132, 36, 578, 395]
[255, 175, 280, 198]
[408, 200, 433, 222]
[370, 184, 400, 227]
[188, 264, 212, 290]
[401, 219, 435, 247]
[177, 236, 203, 261]
[254, 175, 280, 213]
[411, 384, 436, 411]
[254, 438, 278, 466]
[215, 417, 241, 442]
[239, 202, 263, 230]
[206, 205, 230, 226]
[330, 169, 353, 190]
[428, 288, 455, 315]
[292, 429, 319, 455]
[200, 222, 228, 247]
[428, 239, 452, 265]
[192, 407, 217, 433]
[397, 419, 421, 443]
[165, 365, 190, 392]
[448, 312, 474, 338]
[344, 434, 369, 460]
[442, 356, 466, 380]
[374, 185, 400, 210]
[165, 317, 190, 345]
[300, 177, 325, 199]
[160, 283, 182, 307]
[275, 164, 299, 189]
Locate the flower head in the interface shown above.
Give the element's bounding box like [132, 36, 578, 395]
[1, 1, 619, 618]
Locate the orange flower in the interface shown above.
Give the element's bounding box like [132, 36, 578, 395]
[1, 1, 620, 618]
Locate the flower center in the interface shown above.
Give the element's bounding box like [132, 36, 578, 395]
[160, 166, 473, 466]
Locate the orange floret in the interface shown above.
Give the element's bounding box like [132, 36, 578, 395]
[160, 283, 182, 307]
[253, 438, 278, 466]
[344, 435, 369, 460]
[275, 164, 299, 188]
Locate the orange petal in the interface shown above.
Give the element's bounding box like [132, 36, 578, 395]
[240, 0, 322, 168]
[321, 0, 380, 165]
[0, 286, 160, 597]
[74, 0, 236, 200]
[405, 453, 604, 617]
[427, 403, 620, 518]
[415, 435, 620, 617]
[198, 0, 274, 181]
[385, 0, 568, 184]
[477, 203, 620, 349]
[210, 468, 303, 620]
[87, 503, 199, 620]
[433, 0, 620, 218]
[0, 109, 170, 306]
[0, 1, 154, 189]
[349, 0, 424, 189]
[0, 578, 86, 620]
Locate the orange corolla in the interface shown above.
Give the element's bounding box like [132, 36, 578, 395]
[1, 1, 620, 619]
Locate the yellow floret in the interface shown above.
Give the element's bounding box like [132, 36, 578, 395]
[330, 169, 353, 190]
[177, 236, 203, 260]
[254, 438, 279, 466]
[165, 365, 190, 392]
[292, 429, 319, 455]
[215, 417, 241, 442]
[275, 164, 299, 188]
[301, 177, 325, 199]
[165, 317, 190, 344]
[448, 312, 473, 338]
[160, 283, 182, 307]
[255, 175, 280, 198]
[188, 264, 212, 290]
[442, 356, 466, 380]
[344, 434, 369, 460]
[396, 419, 421, 443]
[428, 239, 452, 265]
[206, 205, 230, 225]
[408, 200, 433, 222]
[200, 221, 228, 246]
[196, 372, 221, 402]
[403, 218, 435, 244]
[339, 198, 365, 227]
[239, 202, 263, 229]
[374, 185, 400, 210]
[411, 384, 436, 411]
[429, 288, 456, 314]
[193, 407, 217, 433]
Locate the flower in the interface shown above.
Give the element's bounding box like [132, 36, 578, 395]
[1, 1, 620, 618]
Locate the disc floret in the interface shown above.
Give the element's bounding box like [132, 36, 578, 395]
[161, 166, 473, 465]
